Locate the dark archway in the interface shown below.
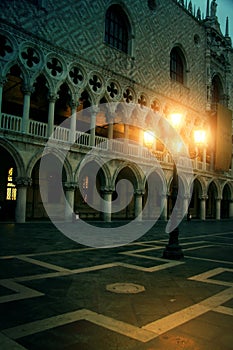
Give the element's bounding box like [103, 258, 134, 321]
[221, 184, 231, 218]
[188, 179, 202, 219]
[143, 171, 165, 219]
[27, 154, 67, 220]
[31, 74, 49, 123]
[0, 146, 17, 221]
[2, 64, 24, 117]
[74, 161, 106, 220]
[112, 166, 137, 220]
[206, 182, 217, 219]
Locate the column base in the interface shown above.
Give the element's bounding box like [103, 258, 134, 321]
[163, 244, 184, 260]
[163, 227, 184, 260]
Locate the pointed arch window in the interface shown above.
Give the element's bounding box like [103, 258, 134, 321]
[212, 75, 224, 105]
[170, 48, 185, 84]
[6, 167, 17, 200]
[104, 5, 130, 54]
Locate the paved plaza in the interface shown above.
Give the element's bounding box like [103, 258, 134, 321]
[0, 220, 233, 350]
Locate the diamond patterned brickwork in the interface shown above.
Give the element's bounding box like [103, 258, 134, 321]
[0, 0, 227, 112]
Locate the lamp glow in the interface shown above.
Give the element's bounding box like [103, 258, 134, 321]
[170, 113, 182, 129]
[144, 130, 155, 148]
[194, 130, 206, 145]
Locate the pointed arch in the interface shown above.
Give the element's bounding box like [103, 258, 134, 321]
[104, 4, 132, 54]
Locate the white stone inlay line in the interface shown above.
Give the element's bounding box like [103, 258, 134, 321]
[143, 287, 233, 335]
[0, 279, 44, 304]
[17, 256, 71, 272]
[214, 306, 233, 316]
[2, 287, 233, 343]
[2, 309, 156, 343]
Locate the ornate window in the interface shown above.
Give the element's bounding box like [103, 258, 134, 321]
[170, 47, 185, 84]
[104, 5, 130, 54]
[6, 168, 16, 200]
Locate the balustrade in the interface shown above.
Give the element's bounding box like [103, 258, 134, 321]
[1, 113, 21, 132]
[29, 120, 47, 137]
[52, 126, 70, 142]
[0, 113, 210, 171]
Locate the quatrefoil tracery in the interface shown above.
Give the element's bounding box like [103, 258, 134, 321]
[107, 82, 118, 99]
[21, 47, 40, 68]
[69, 66, 84, 85]
[47, 57, 63, 77]
[89, 74, 102, 92]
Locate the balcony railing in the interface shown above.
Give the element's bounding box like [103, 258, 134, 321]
[29, 120, 47, 138]
[0, 113, 212, 171]
[1, 113, 22, 132]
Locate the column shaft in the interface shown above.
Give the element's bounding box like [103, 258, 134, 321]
[69, 103, 77, 143]
[200, 198, 206, 220]
[15, 177, 31, 223]
[22, 93, 31, 133]
[48, 97, 56, 137]
[90, 112, 97, 146]
[215, 198, 221, 220]
[65, 188, 75, 222]
[161, 195, 168, 220]
[135, 192, 143, 221]
[229, 201, 233, 218]
[103, 191, 112, 222]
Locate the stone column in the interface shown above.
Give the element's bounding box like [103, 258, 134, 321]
[0, 77, 6, 125]
[134, 190, 143, 221]
[107, 122, 114, 151]
[182, 195, 190, 219]
[103, 189, 112, 222]
[215, 197, 221, 220]
[123, 124, 129, 153]
[90, 106, 99, 147]
[47, 94, 57, 137]
[69, 101, 77, 143]
[22, 85, 33, 133]
[202, 147, 207, 171]
[139, 129, 144, 156]
[229, 200, 233, 218]
[200, 196, 207, 220]
[160, 194, 168, 221]
[15, 177, 32, 223]
[64, 183, 76, 222]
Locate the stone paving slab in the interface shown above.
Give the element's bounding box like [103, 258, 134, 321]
[0, 220, 233, 349]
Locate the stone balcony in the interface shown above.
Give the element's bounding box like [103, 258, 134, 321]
[0, 112, 221, 175]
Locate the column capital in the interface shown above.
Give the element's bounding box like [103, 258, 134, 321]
[71, 99, 78, 109]
[48, 93, 58, 103]
[15, 176, 32, 187]
[64, 182, 77, 191]
[90, 105, 100, 115]
[0, 76, 7, 86]
[21, 84, 34, 95]
[101, 186, 114, 194]
[135, 189, 144, 196]
[199, 195, 208, 200]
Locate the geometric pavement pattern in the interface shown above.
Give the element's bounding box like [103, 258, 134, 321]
[0, 224, 232, 349]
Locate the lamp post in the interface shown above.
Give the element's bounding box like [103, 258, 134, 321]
[162, 113, 184, 260]
[144, 115, 207, 260]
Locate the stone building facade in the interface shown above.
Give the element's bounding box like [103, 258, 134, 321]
[0, 0, 232, 223]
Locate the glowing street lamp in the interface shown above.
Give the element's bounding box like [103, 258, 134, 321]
[144, 130, 155, 148]
[170, 113, 182, 129]
[144, 118, 206, 260]
[194, 130, 206, 146]
[163, 112, 184, 260]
